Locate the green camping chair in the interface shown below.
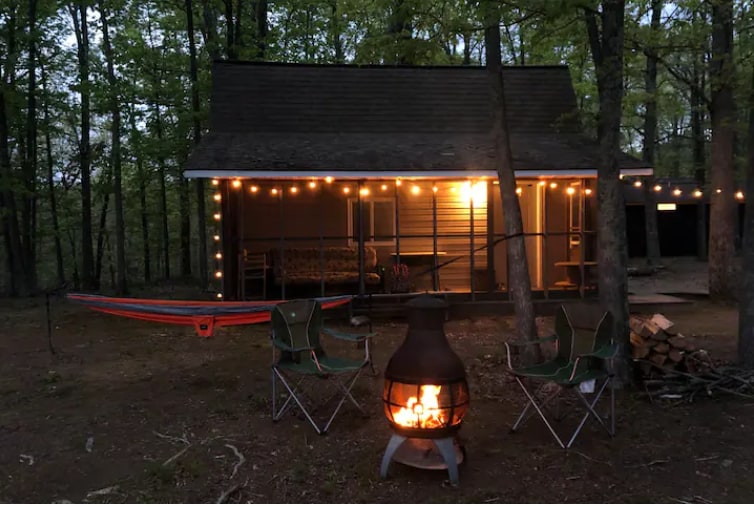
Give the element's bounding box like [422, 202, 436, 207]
[505, 303, 619, 449]
[270, 298, 375, 435]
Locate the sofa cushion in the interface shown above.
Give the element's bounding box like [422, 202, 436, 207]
[270, 247, 377, 278]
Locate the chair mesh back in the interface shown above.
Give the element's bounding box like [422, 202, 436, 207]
[272, 299, 322, 353]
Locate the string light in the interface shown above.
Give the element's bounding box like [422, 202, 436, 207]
[673, 188, 682, 196]
[549, 182, 558, 189]
[584, 188, 592, 195]
[381, 184, 388, 191]
[308, 181, 317, 189]
[395, 179, 402, 186]
[213, 212, 221, 221]
[232, 180, 242, 189]
[516, 187, 522, 195]
[211, 179, 219, 186]
[215, 252, 222, 260]
[343, 186, 351, 194]
[566, 187, 575, 195]
[619, 174, 624, 180]
[213, 235, 220, 242]
[633, 180, 642, 188]
[250, 185, 258, 193]
[693, 189, 703, 198]
[432, 186, 438, 193]
[271, 188, 279, 196]
[411, 185, 420, 195]
[736, 191, 744, 200]
[290, 186, 299, 194]
[715, 188, 722, 194]
[538, 181, 546, 187]
[216, 292, 223, 299]
[325, 176, 334, 184]
[653, 185, 662, 192]
[359, 187, 370, 197]
[213, 193, 221, 202]
[215, 271, 223, 278]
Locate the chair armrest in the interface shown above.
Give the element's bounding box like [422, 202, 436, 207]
[270, 336, 313, 353]
[322, 326, 375, 342]
[577, 342, 621, 360]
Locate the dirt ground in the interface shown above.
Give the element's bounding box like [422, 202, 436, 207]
[1, 269, 752, 503]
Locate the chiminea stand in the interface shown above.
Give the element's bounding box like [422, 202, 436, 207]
[380, 435, 464, 486]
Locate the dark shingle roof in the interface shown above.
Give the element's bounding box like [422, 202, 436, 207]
[186, 61, 647, 173]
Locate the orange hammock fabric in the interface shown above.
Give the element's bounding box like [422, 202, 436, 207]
[66, 293, 353, 337]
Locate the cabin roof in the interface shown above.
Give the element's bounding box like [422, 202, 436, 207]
[185, 61, 648, 175]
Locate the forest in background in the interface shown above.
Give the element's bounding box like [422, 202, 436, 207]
[0, 0, 753, 297]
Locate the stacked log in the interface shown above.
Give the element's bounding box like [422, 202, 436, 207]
[629, 313, 704, 377]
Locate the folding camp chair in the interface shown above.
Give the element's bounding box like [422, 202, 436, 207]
[270, 298, 375, 435]
[505, 303, 619, 449]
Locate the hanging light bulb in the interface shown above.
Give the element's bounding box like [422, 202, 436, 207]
[693, 189, 703, 198]
[211, 179, 219, 186]
[271, 188, 279, 196]
[584, 188, 593, 196]
[343, 186, 351, 194]
[213, 234, 220, 242]
[213, 212, 221, 221]
[215, 252, 222, 260]
[381, 184, 388, 191]
[215, 271, 223, 278]
[216, 292, 223, 299]
[325, 176, 334, 184]
[736, 191, 744, 200]
[411, 185, 420, 195]
[549, 182, 558, 189]
[213, 193, 222, 202]
[653, 184, 662, 192]
[359, 187, 370, 197]
[538, 181, 546, 187]
[308, 181, 317, 189]
[673, 188, 682, 196]
[395, 179, 402, 186]
[515, 187, 522, 195]
[290, 186, 299, 194]
[633, 180, 642, 187]
[566, 187, 575, 195]
[250, 185, 258, 193]
[432, 186, 438, 193]
[232, 180, 242, 189]
[715, 188, 722, 194]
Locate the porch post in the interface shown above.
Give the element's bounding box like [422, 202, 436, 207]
[486, 181, 495, 294]
[278, 183, 285, 300]
[579, 178, 587, 298]
[358, 181, 366, 295]
[432, 181, 439, 291]
[394, 181, 401, 275]
[543, 183, 549, 299]
[469, 191, 475, 301]
[220, 179, 240, 300]
[319, 183, 325, 297]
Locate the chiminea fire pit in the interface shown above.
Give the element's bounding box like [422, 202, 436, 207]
[379, 295, 469, 486]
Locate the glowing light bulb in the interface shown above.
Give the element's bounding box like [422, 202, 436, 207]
[271, 188, 279, 195]
[216, 293, 223, 299]
[359, 187, 370, 197]
[735, 191, 744, 200]
[432, 186, 438, 193]
[584, 188, 592, 195]
[213, 235, 220, 241]
[516, 187, 522, 195]
[381, 184, 388, 191]
[343, 186, 351, 194]
[215, 252, 222, 260]
[653, 184, 662, 192]
[549, 182, 558, 189]
[250, 185, 258, 193]
[673, 188, 682, 196]
[411, 185, 420, 195]
[213, 193, 221, 202]
[693, 190, 702, 198]
[232, 180, 242, 189]
[215, 271, 223, 278]
[538, 181, 546, 187]
[325, 176, 334, 184]
[715, 188, 722, 194]
[211, 179, 219, 186]
[566, 187, 575, 195]
[290, 186, 298, 194]
[395, 179, 402, 187]
[633, 180, 642, 187]
[308, 181, 317, 189]
[213, 213, 221, 221]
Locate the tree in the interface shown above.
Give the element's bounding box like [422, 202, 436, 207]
[100, 0, 128, 295]
[708, 0, 737, 300]
[642, 0, 661, 268]
[739, 68, 754, 369]
[585, 0, 631, 383]
[483, 0, 540, 362]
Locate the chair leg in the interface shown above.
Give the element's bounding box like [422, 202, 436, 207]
[272, 368, 324, 434]
[512, 381, 563, 432]
[512, 377, 566, 449]
[567, 378, 611, 448]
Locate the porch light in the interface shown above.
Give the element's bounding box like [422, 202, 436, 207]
[213, 193, 222, 202]
[360, 187, 370, 197]
[736, 191, 744, 200]
[213, 235, 220, 242]
[325, 176, 334, 184]
[215, 271, 223, 278]
[411, 185, 420, 195]
[211, 179, 219, 186]
[250, 185, 258, 193]
[516, 187, 522, 195]
[271, 188, 279, 195]
[381, 184, 388, 191]
[566, 187, 575, 195]
[673, 188, 682, 196]
[215, 252, 222, 260]
[232, 180, 242, 189]
[584, 188, 592, 196]
[549, 182, 558, 189]
[715, 188, 722, 194]
[343, 186, 351, 194]
[633, 180, 642, 187]
[693, 189, 703, 198]
[308, 181, 317, 189]
[654, 184, 662, 192]
[213, 213, 221, 221]
[290, 186, 299, 194]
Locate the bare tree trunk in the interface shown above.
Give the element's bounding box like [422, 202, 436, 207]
[128, 103, 150, 283]
[22, 0, 38, 292]
[586, 0, 631, 385]
[94, 181, 111, 288]
[692, 43, 708, 261]
[256, 0, 267, 58]
[70, 2, 95, 290]
[642, 0, 661, 268]
[708, 0, 737, 300]
[223, 0, 236, 58]
[41, 62, 65, 286]
[100, 0, 128, 295]
[186, 0, 208, 289]
[739, 68, 754, 368]
[329, 0, 344, 63]
[151, 100, 171, 279]
[483, 1, 540, 362]
[462, 32, 472, 64]
[179, 177, 192, 277]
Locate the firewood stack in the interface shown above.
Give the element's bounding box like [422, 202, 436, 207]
[629, 313, 706, 377]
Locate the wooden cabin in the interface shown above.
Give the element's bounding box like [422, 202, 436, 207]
[185, 61, 651, 301]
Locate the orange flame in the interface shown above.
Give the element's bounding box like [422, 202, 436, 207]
[393, 385, 445, 429]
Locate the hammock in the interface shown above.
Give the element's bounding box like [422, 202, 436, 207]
[66, 293, 354, 337]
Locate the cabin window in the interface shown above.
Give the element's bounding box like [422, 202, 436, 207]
[347, 198, 396, 246]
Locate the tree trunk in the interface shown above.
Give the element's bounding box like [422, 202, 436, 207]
[692, 46, 707, 261]
[179, 177, 192, 277]
[70, 2, 95, 290]
[41, 62, 65, 286]
[708, 0, 737, 300]
[642, 0, 661, 268]
[256, 0, 267, 58]
[128, 104, 150, 283]
[739, 68, 754, 368]
[186, 0, 208, 289]
[483, 1, 540, 362]
[586, 0, 631, 385]
[94, 182, 111, 288]
[152, 101, 171, 279]
[223, 0, 235, 58]
[463, 32, 472, 64]
[329, 0, 344, 63]
[100, 0, 128, 295]
[22, 0, 38, 292]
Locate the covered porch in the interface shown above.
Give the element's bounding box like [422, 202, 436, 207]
[211, 174, 600, 301]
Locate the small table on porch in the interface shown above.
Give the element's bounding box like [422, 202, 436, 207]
[554, 261, 598, 290]
[390, 251, 447, 291]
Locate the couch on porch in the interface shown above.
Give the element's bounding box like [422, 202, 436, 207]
[269, 246, 381, 286]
